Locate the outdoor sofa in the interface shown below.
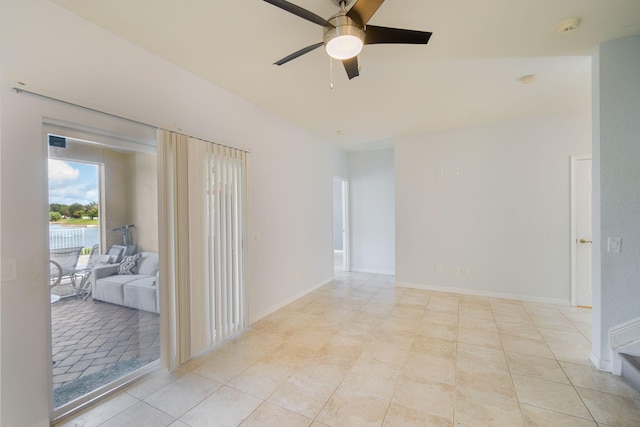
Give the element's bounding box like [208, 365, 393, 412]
[91, 252, 159, 313]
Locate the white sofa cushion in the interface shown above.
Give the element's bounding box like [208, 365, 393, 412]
[123, 276, 158, 313]
[137, 252, 159, 276]
[92, 276, 126, 306]
[99, 274, 151, 285]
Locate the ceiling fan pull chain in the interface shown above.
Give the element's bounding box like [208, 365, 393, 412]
[330, 57, 334, 89]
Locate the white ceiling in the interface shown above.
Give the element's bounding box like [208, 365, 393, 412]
[50, 0, 640, 151]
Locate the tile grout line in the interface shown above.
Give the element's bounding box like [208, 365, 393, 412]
[523, 302, 598, 424]
[492, 300, 527, 426]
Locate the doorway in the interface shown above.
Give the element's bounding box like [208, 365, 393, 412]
[333, 176, 349, 274]
[571, 155, 593, 308]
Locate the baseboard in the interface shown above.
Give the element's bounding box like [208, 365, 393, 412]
[610, 317, 640, 350]
[395, 281, 570, 306]
[251, 276, 333, 324]
[590, 351, 612, 373]
[350, 267, 396, 275]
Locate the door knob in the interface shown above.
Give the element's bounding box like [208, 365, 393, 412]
[579, 239, 593, 244]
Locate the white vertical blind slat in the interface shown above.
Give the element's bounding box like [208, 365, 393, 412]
[225, 147, 232, 337]
[157, 130, 174, 369]
[219, 145, 226, 338]
[175, 134, 191, 365]
[220, 146, 226, 338]
[207, 143, 216, 345]
[187, 138, 210, 354]
[214, 144, 223, 342]
[233, 151, 242, 327]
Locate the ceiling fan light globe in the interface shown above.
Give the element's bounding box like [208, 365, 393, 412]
[326, 35, 363, 60]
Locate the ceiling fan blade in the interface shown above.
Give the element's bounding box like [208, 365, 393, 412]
[274, 42, 324, 66]
[263, 0, 334, 28]
[347, 0, 385, 26]
[364, 25, 432, 45]
[342, 57, 359, 80]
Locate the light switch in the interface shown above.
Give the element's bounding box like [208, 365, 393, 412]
[1, 259, 17, 281]
[608, 237, 622, 253]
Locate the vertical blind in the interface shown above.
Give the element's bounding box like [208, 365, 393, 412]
[158, 130, 248, 368]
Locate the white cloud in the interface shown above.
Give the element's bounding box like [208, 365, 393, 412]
[48, 160, 98, 205]
[49, 159, 79, 182]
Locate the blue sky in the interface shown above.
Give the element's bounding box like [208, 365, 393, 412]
[48, 159, 99, 205]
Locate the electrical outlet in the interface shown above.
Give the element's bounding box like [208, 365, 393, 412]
[436, 169, 444, 180]
[463, 268, 470, 277]
[436, 264, 444, 273]
[452, 266, 460, 275]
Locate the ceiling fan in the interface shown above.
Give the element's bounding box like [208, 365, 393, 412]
[264, 0, 433, 80]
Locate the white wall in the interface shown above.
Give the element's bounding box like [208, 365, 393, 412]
[592, 34, 640, 369]
[395, 114, 591, 302]
[0, 1, 347, 425]
[349, 149, 395, 274]
[129, 152, 159, 252]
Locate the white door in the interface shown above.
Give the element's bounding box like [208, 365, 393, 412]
[333, 176, 349, 273]
[573, 156, 593, 307]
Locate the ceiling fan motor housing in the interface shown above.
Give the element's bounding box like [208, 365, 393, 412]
[323, 14, 365, 59]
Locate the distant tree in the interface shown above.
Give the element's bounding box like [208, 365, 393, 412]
[49, 202, 99, 219]
[60, 204, 71, 217]
[49, 211, 62, 222]
[49, 203, 63, 214]
[86, 202, 99, 218]
[69, 203, 84, 218]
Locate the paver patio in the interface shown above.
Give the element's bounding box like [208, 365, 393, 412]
[51, 294, 160, 401]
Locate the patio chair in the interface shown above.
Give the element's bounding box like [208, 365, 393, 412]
[49, 246, 83, 288]
[50, 260, 63, 304]
[73, 244, 99, 298]
[105, 244, 128, 264]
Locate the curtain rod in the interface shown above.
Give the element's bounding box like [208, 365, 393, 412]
[12, 82, 251, 153]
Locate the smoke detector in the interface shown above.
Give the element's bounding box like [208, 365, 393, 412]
[520, 74, 536, 84]
[557, 17, 581, 34]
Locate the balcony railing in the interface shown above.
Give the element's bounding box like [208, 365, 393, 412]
[49, 227, 99, 250]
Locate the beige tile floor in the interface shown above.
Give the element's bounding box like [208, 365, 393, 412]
[56, 272, 640, 427]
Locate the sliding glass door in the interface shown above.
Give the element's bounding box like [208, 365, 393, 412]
[46, 126, 248, 419]
[47, 131, 160, 416]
